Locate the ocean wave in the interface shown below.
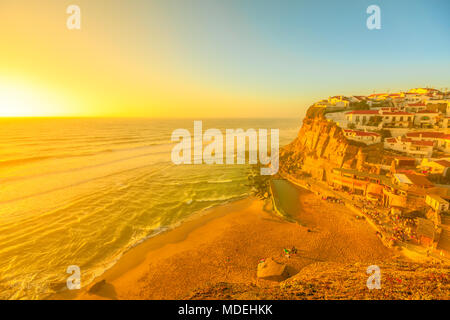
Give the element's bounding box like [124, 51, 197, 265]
[0, 151, 174, 184]
[164, 176, 247, 187]
[0, 161, 174, 204]
[193, 193, 249, 203]
[0, 156, 55, 167]
[206, 179, 233, 184]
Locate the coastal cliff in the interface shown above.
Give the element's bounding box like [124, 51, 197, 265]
[188, 260, 450, 300]
[281, 106, 384, 176]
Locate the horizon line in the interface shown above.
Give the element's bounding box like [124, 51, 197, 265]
[0, 115, 303, 120]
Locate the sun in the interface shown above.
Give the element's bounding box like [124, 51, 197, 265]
[0, 83, 40, 117]
[0, 79, 72, 117]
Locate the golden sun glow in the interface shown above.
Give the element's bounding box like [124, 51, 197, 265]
[0, 83, 40, 117]
[0, 78, 79, 117]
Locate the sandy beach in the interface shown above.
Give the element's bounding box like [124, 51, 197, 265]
[54, 182, 396, 300]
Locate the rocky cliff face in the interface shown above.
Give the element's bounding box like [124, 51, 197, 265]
[281, 106, 383, 175]
[187, 260, 450, 300]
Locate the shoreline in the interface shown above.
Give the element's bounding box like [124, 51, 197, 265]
[51, 196, 255, 300]
[54, 181, 396, 300]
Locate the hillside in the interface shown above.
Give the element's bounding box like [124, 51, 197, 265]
[187, 260, 449, 300]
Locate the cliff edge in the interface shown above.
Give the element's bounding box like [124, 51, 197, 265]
[281, 106, 385, 177]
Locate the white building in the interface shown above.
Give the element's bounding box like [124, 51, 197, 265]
[419, 158, 450, 175]
[405, 131, 444, 144]
[413, 110, 440, 128]
[346, 110, 380, 125]
[437, 116, 450, 129]
[327, 96, 350, 107]
[381, 111, 414, 128]
[384, 136, 434, 158]
[437, 134, 450, 153]
[426, 194, 449, 213]
[350, 96, 367, 103]
[405, 102, 428, 113]
[343, 129, 381, 145]
[346, 110, 414, 128]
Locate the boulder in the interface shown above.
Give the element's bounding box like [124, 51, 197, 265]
[88, 279, 106, 294]
[257, 258, 289, 281]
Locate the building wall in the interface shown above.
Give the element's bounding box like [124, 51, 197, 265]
[426, 195, 449, 213]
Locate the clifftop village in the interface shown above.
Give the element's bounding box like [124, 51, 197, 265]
[280, 87, 450, 261]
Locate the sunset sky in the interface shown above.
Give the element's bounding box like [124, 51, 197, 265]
[0, 0, 449, 118]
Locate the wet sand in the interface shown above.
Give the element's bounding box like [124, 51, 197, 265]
[57, 183, 394, 300]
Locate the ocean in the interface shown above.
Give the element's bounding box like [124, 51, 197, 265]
[0, 117, 299, 299]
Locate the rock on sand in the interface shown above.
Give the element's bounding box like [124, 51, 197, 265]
[257, 258, 289, 281]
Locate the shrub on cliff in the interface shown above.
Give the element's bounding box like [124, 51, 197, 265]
[248, 164, 271, 199]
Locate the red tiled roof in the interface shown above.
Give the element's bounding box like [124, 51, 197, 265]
[395, 169, 416, 174]
[368, 93, 387, 97]
[406, 132, 444, 139]
[434, 160, 450, 167]
[407, 102, 426, 107]
[392, 157, 417, 166]
[382, 111, 413, 115]
[404, 173, 434, 188]
[387, 136, 434, 146]
[411, 140, 434, 147]
[440, 134, 450, 140]
[346, 110, 380, 115]
[354, 131, 380, 137]
[415, 110, 438, 114]
[386, 137, 410, 143]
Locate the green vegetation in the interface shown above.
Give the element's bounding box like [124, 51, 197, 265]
[377, 129, 391, 139]
[247, 164, 271, 199]
[350, 101, 370, 110]
[367, 115, 383, 127]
